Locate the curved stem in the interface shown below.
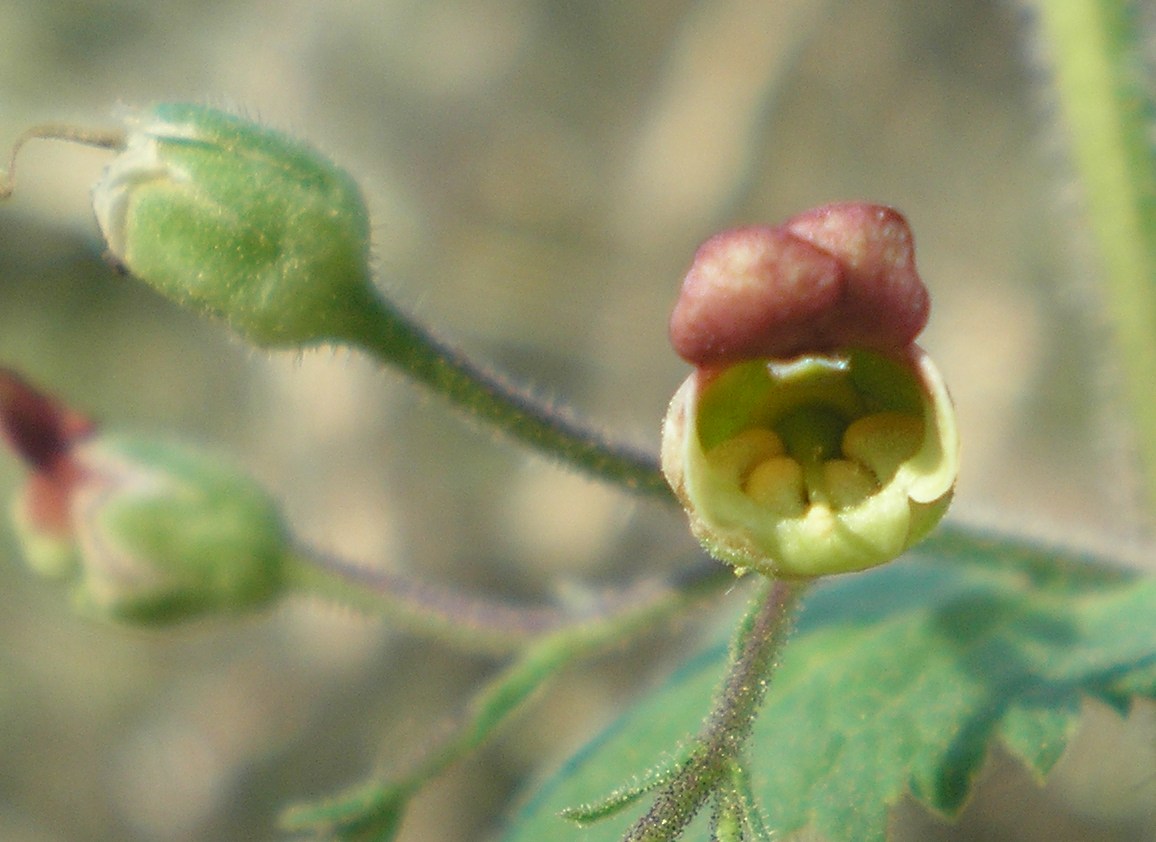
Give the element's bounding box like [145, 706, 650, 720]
[340, 293, 675, 501]
[625, 577, 808, 842]
[285, 544, 730, 654]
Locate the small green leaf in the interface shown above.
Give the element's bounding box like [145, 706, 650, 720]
[500, 524, 1156, 842]
[280, 779, 410, 842]
[559, 751, 683, 825]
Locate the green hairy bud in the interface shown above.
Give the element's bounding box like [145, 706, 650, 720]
[55, 434, 289, 623]
[91, 103, 379, 346]
[0, 369, 288, 624]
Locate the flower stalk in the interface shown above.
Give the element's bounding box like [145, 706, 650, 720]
[622, 578, 806, 841]
[339, 297, 673, 498]
[0, 122, 125, 200]
[87, 103, 670, 496]
[286, 545, 728, 655]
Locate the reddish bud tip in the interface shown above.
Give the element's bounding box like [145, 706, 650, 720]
[0, 368, 94, 469]
[669, 203, 929, 365]
[0, 369, 95, 540]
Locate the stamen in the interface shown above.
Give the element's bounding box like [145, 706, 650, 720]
[774, 407, 847, 505]
[744, 457, 806, 516]
[706, 428, 785, 484]
[821, 459, 879, 509]
[842, 412, 922, 482]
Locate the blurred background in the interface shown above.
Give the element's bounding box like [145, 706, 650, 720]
[0, 0, 1153, 840]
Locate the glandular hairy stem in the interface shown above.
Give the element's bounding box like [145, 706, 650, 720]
[625, 578, 807, 841]
[286, 546, 729, 655]
[343, 294, 675, 500]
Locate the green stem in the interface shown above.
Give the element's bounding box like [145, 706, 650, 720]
[281, 553, 732, 838]
[1032, 0, 1156, 511]
[285, 546, 729, 654]
[284, 546, 560, 654]
[624, 578, 808, 842]
[342, 294, 674, 500]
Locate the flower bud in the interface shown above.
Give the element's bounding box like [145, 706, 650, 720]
[662, 204, 958, 579]
[91, 103, 380, 347]
[1, 370, 288, 623]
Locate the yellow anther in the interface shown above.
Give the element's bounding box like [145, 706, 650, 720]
[821, 459, 880, 509]
[706, 428, 785, 483]
[842, 412, 922, 482]
[744, 456, 806, 516]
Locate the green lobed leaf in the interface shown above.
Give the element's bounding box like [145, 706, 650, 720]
[500, 523, 1156, 842]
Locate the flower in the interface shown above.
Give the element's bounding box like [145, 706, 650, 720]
[0, 369, 288, 623]
[91, 103, 380, 347]
[661, 204, 959, 579]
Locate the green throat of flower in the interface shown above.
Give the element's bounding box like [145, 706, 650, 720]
[665, 348, 957, 579]
[714, 404, 922, 518]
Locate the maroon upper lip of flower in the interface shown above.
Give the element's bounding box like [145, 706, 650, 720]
[0, 368, 96, 534]
[669, 203, 930, 366]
